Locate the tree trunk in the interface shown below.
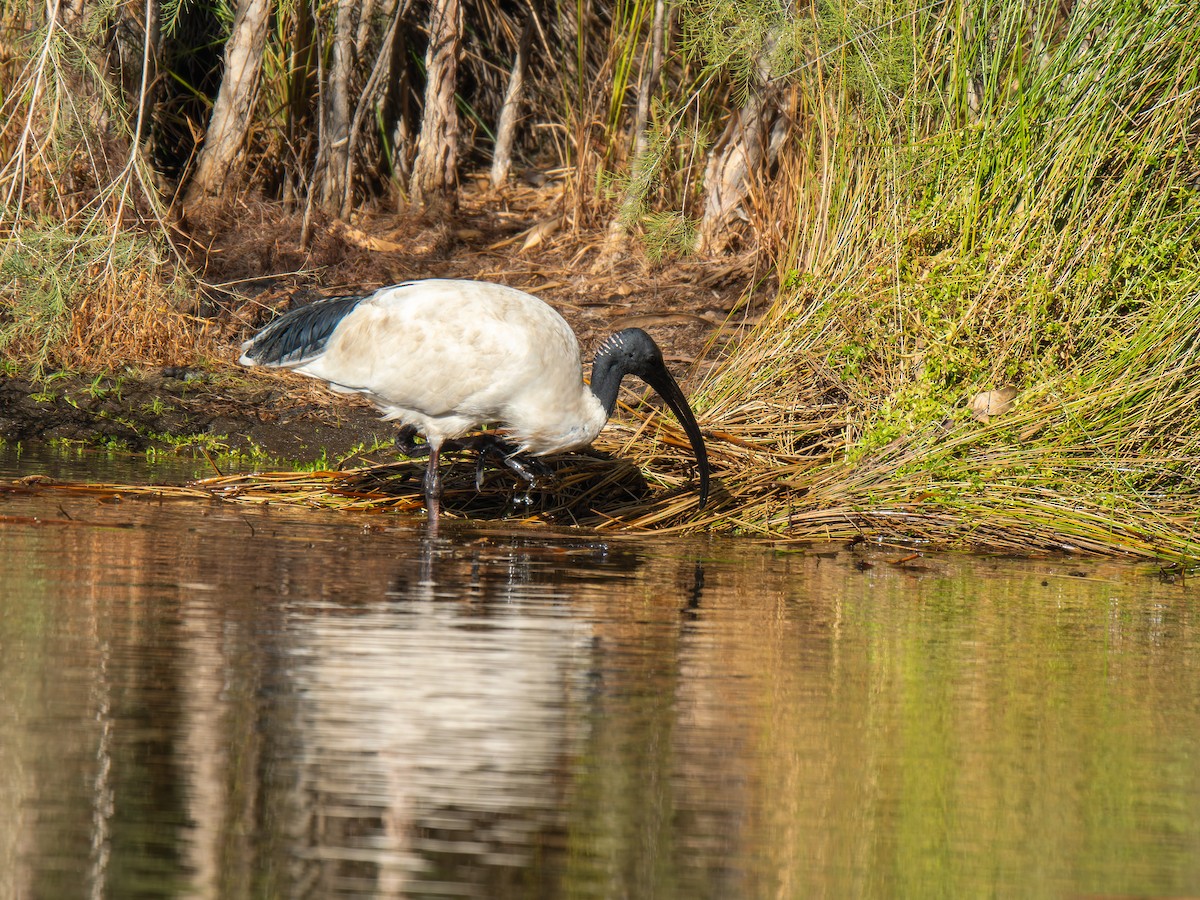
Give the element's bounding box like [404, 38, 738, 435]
[408, 0, 461, 211]
[354, 0, 377, 59]
[110, 0, 161, 136]
[385, 7, 418, 188]
[490, 7, 535, 189]
[319, 0, 359, 216]
[343, 0, 412, 213]
[184, 0, 271, 206]
[696, 30, 781, 253]
[61, 0, 90, 30]
[283, 0, 316, 208]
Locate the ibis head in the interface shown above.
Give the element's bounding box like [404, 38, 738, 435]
[589, 328, 710, 508]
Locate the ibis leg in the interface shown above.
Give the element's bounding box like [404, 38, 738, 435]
[397, 427, 549, 505]
[397, 426, 503, 465]
[467, 434, 551, 491]
[423, 444, 443, 522]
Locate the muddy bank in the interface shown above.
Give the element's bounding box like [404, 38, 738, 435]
[0, 367, 390, 463]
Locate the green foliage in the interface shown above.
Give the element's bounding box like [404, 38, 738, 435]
[698, 0, 1200, 547]
[0, 220, 72, 367]
[680, 0, 917, 110]
[0, 214, 191, 371]
[642, 211, 697, 259]
[680, 0, 788, 91]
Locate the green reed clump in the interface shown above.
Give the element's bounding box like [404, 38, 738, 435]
[697, 0, 1200, 555]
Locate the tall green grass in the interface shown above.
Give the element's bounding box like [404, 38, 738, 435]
[692, 0, 1200, 553]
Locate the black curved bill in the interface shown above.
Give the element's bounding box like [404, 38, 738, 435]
[641, 364, 711, 508]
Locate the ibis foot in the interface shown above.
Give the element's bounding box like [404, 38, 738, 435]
[395, 426, 550, 495]
[395, 425, 430, 458]
[468, 434, 552, 492]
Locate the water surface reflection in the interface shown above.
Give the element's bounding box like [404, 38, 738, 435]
[1, 477, 1199, 898]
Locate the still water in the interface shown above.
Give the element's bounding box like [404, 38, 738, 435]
[1, 450, 1199, 898]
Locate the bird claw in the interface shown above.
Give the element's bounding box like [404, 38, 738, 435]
[395, 425, 430, 458]
[504, 454, 551, 484]
[474, 453, 490, 492]
[469, 433, 551, 499]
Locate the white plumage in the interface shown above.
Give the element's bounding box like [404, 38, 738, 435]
[240, 278, 710, 521]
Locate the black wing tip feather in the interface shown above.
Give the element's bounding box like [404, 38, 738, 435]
[242, 293, 368, 366]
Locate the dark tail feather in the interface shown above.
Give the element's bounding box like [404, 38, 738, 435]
[241, 293, 366, 366]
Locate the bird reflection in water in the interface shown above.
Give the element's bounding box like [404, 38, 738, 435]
[266, 526, 677, 895]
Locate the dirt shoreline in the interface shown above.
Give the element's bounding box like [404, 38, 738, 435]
[0, 366, 392, 462]
[2, 190, 769, 464]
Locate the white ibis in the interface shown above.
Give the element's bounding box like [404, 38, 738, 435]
[239, 278, 710, 521]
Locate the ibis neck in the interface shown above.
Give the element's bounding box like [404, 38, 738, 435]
[588, 359, 625, 418]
